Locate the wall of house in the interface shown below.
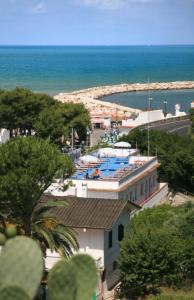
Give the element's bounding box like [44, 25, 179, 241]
[75, 228, 104, 267]
[87, 190, 119, 199]
[122, 110, 164, 127]
[45, 228, 105, 270]
[103, 208, 131, 290]
[118, 170, 159, 203]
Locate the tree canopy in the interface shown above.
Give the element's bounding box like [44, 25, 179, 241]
[0, 88, 91, 147]
[0, 88, 55, 136]
[190, 108, 194, 141]
[0, 137, 73, 236]
[121, 128, 194, 193]
[34, 102, 90, 146]
[119, 204, 194, 299]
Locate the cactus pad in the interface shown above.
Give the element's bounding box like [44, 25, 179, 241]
[48, 259, 76, 300]
[71, 254, 98, 300]
[0, 233, 6, 246]
[0, 286, 30, 300]
[0, 236, 43, 299]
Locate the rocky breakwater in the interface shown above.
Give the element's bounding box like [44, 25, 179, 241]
[54, 81, 194, 118]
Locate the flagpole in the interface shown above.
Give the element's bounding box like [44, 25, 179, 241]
[72, 128, 74, 150]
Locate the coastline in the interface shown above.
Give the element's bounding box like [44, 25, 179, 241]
[54, 81, 194, 117]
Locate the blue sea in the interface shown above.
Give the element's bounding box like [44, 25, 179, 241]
[0, 45, 194, 113]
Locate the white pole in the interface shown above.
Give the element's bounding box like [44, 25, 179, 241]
[71, 128, 74, 150]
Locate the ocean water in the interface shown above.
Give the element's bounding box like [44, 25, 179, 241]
[104, 89, 194, 114]
[0, 45, 194, 112]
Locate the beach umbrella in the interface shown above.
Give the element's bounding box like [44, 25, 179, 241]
[80, 155, 100, 163]
[114, 141, 131, 148]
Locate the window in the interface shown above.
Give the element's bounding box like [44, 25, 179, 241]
[113, 261, 118, 271]
[108, 230, 112, 248]
[118, 224, 124, 241]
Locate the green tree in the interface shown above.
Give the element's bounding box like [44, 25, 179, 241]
[190, 108, 194, 141]
[119, 205, 194, 299]
[35, 102, 91, 146]
[0, 88, 55, 136]
[0, 137, 77, 256]
[121, 128, 194, 192]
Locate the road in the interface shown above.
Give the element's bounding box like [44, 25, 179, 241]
[91, 119, 190, 146]
[149, 119, 190, 136]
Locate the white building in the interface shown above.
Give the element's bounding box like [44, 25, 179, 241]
[122, 105, 186, 128]
[44, 195, 140, 294]
[45, 147, 168, 293]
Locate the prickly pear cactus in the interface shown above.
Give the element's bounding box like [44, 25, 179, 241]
[5, 226, 17, 238]
[0, 236, 43, 299]
[0, 233, 6, 246]
[48, 254, 97, 300]
[71, 254, 98, 300]
[0, 286, 30, 300]
[48, 260, 77, 300]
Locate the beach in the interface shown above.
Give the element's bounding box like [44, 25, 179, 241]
[54, 81, 194, 117]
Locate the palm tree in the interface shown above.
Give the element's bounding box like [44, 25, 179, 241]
[31, 198, 78, 258]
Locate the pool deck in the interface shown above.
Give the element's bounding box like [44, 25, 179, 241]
[71, 152, 155, 183]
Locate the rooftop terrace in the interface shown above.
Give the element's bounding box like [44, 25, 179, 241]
[71, 148, 155, 182]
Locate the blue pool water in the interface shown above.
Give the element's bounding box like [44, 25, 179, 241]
[71, 157, 129, 180]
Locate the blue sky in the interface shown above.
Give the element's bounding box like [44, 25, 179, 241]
[0, 0, 194, 45]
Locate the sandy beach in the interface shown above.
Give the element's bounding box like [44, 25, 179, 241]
[54, 81, 194, 118]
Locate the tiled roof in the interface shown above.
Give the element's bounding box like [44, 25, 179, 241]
[40, 195, 139, 230]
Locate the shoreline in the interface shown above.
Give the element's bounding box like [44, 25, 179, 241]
[54, 81, 194, 117]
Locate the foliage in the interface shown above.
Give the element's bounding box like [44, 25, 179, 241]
[34, 102, 90, 146]
[190, 108, 194, 141]
[119, 204, 194, 299]
[32, 200, 78, 258]
[0, 88, 54, 136]
[0, 236, 43, 300]
[0, 236, 97, 300]
[0, 137, 77, 256]
[121, 128, 194, 192]
[0, 88, 90, 147]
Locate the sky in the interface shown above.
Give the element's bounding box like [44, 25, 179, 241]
[0, 0, 194, 45]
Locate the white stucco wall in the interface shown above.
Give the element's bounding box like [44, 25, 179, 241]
[122, 110, 164, 127]
[45, 228, 104, 270]
[103, 208, 131, 289]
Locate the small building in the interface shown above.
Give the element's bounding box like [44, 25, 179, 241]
[90, 112, 111, 129]
[44, 195, 140, 294]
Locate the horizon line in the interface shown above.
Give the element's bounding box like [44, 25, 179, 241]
[0, 43, 194, 47]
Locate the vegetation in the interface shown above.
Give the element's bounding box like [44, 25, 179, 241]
[190, 108, 194, 141]
[34, 102, 90, 146]
[0, 88, 55, 137]
[0, 137, 78, 256]
[0, 88, 90, 147]
[119, 204, 194, 299]
[0, 235, 97, 300]
[122, 128, 194, 193]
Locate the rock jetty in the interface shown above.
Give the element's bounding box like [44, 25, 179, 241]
[54, 81, 194, 117]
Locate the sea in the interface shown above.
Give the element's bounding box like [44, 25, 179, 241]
[0, 45, 194, 113]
